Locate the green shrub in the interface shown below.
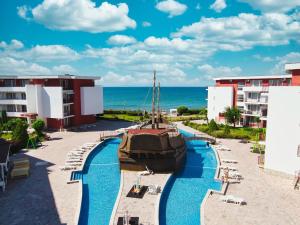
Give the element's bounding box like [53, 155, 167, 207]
[208, 119, 218, 132]
[32, 119, 45, 137]
[12, 119, 28, 148]
[223, 125, 231, 135]
[177, 106, 189, 115]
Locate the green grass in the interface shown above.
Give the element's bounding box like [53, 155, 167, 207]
[184, 121, 266, 141]
[166, 115, 206, 122]
[98, 114, 145, 122]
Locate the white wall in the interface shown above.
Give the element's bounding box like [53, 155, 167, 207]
[81, 86, 103, 115]
[26, 85, 63, 119]
[207, 86, 233, 122]
[265, 86, 300, 175]
[41, 87, 63, 118]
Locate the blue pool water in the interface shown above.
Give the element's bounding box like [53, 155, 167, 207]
[78, 138, 121, 225]
[159, 131, 221, 225]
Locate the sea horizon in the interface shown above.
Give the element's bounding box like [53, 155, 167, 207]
[103, 86, 208, 111]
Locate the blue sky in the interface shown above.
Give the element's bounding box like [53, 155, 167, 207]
[0, 0, 299, 86]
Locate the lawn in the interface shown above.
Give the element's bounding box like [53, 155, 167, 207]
[98, 114, 144, 122]
[166, 115, 206, 122]
[184, 121, 265, 141]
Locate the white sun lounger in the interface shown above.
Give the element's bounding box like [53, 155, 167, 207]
[222, 159, 238, 164]
[137, 166, 154, 176]
[220, 195, 246, 205]
[229, 171, 242, 179]
[220, 166, 238, 171]
[148, 185, 161, 195]
[215, 145, 231, 151]
[60, 165, 77, 171]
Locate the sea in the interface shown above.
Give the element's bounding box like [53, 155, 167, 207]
[103, 87, 208, 111]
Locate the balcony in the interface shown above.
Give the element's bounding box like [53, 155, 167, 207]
[243, 86, 269, 93]
[0, 87, 26, 92]
[244, 97, 268, 105]
[0, 99, 27, 105]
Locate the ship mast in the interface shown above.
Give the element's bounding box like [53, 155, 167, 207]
[156, 82, 160, 129]
[151, 70, 156, 129]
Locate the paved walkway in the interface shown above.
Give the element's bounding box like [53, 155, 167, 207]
[0, 120, 135, 225]
[112, 171, 171, 225]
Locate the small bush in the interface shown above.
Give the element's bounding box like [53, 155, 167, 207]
[223, 125, 231, 135]
[32, 119, 45, 137]
[208, 119, 218, 132]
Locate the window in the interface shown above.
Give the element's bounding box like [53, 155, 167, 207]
[6, 105, 16, 112]
[297, 145, 300, 157]
[237, 95, 244, 102]
[251, 80, 262, 86]
[248, 92, 259, 99]
[21, 93, 26, 100]
[20, 79, 29, 87]
[237, 81, 245, 90]
[6, 93, 16, 99]
[269, 79, 282, 86]
[4, 79, 16, 87]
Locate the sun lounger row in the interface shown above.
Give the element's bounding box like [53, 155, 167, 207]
[60, 143, 97, 171]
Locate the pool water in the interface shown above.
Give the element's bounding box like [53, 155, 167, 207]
[159, 131, 221, 225]
[78, 138, 121, 225]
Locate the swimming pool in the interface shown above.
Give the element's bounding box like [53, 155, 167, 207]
[159, 130, 221, 225]
[77, 138, 121, 225]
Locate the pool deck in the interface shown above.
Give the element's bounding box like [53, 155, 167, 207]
[111, 171, 171, 225]
[1, 120, 300, 225]
[176, 122, 300, 225]
[0, 120, 135, 225]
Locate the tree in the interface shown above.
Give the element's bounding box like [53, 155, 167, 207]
[32, 119, 45, 137]
[224, 107, 241, 128]
[177, 106, 189, 115]
[12, 119, 28, 147]
[199, 108, 208, 124]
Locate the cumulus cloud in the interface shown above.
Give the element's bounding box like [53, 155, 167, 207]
[198, 64, 242, 79]
[172, 13, 300, 51]
[0, 39, 24, 50]
[107, 35, 137, 45]
[238, 0, 300, 13]
[253, 54, 274, 62]
[156, 0, 187, 18]
[18, 0, 136, 33]
[0, 41, 79, 62]
[210, 0, 227, 13]
[271, 52, 300, 74]
[142, 21, 152, 27]
[0, 57, 51, 75]
[52, 64, 77, 74]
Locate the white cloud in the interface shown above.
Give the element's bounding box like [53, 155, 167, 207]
[18, 0, 136, 33]
[142, 21, 152, 27]
[17, 5, 31, 20]
[0, 57, 51, 75]
[198, 64, 242, 79]
[210, 0, 227, 13]
[271, 52, 300, 74]
[52, 64, 77, 74]
[0, 42, 79, 62]
[107, 35, 137, 45]
[253, 54, 274, 62]
[173, 13, 300, 51]
[238, 0, 300, 13]
[0, 39, 24, 50]
[156, 0, 187, 18]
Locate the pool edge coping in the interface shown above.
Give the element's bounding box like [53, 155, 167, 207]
[109, 170, 124, 225]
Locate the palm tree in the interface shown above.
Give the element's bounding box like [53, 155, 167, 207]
[254, 116, 261, 128]
[224, 107, 241, 128]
